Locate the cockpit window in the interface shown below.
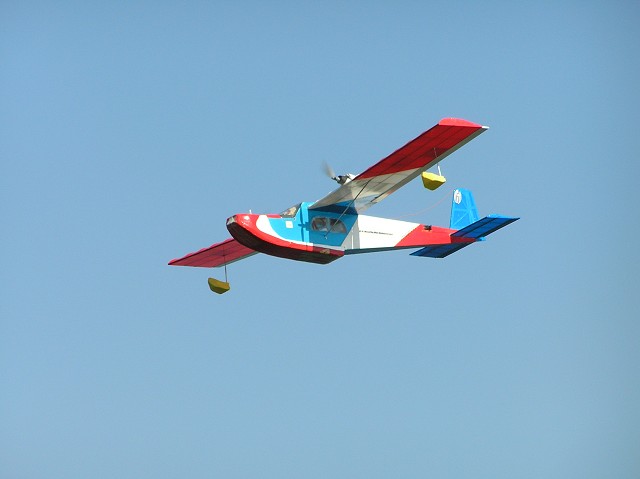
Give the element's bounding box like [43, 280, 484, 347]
[311, 217, 347, 234]
[280, 203, 300, 218]
[311, 217, 328, 231]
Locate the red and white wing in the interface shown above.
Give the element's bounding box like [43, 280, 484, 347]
[310, 118, 487, 213]
[169, 238, 258, 268]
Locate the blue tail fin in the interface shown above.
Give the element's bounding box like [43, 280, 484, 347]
[450, 188, 479, 230]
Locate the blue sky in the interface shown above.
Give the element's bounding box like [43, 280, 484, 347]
[2, 1, 639, 478]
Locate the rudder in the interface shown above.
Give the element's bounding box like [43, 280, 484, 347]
[450, 188, 479, 230]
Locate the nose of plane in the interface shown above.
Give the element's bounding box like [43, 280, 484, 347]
[226, 213, 262, 249]
[226, 214, 258, 229]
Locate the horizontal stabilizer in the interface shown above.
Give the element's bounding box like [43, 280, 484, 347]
[451, 215, 519, 240]
[410, 243, 470, 258]
[411, 215, 518, 259]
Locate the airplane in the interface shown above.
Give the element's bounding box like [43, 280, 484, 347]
[169, 118, 519, 294]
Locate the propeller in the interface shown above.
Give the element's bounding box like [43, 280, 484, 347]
[322, 161, 337, 180]
[322, 161, 354, 185]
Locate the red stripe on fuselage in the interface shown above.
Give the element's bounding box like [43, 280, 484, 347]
[395, 224, 475, 248]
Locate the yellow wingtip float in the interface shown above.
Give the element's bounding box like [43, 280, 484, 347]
[208, 277, 230, 294]
[421, 171, 446, 190]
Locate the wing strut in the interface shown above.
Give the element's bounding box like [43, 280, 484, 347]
[209, 243, 231, 294]
[324, 177, 374, 239]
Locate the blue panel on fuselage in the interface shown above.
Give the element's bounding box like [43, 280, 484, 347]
[307, 209, 357, 246]
[267, 203, 357, 247]
[267, 202, 309, 243]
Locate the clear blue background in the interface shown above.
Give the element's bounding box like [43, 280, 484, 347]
[2, 2, 638, 478]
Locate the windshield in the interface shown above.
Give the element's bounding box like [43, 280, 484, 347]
[280, 203, 301, 218]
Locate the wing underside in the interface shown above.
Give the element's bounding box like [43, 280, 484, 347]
[311, 118, 487, 213]
[169, 238, 258, 268]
